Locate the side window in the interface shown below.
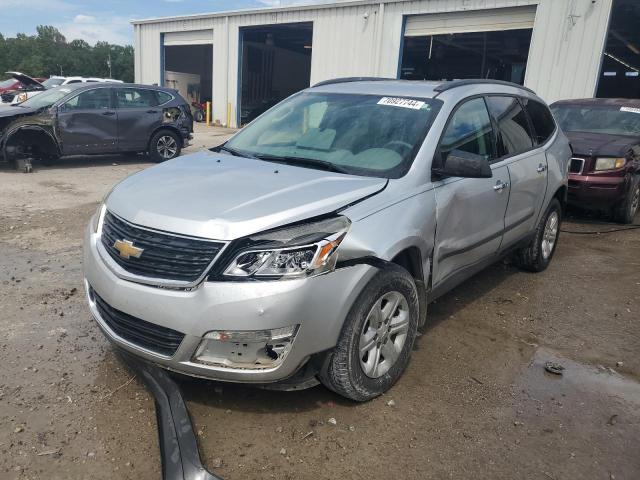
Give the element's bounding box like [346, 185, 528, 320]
[63, 88, 111, 110]
[116, 88, 158, 108]
[522, 98, 556, 144]
[66, 80, 82, 84]
[156, 91, 173, 105]
[486, 96, 534, 157]
[439, 97, 494, 162]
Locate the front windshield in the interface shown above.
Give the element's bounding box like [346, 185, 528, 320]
[552, 104, 640, 137]
[224, 92, 441, 178]
[0, 79, 16, 89]
[43, 78, 65, 88]
[19, 87, 75, 109]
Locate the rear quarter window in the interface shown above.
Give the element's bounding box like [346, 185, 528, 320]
[156, 91, 173, 105]
[522, 98, 556, 145]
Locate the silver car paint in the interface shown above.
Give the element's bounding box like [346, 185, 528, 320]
[107, 152, 387, 240]
[84, 80, 570, 383]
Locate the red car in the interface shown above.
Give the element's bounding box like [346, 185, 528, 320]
[551, 98, 640, 223]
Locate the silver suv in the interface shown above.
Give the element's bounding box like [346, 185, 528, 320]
[84, 79, 570, 401]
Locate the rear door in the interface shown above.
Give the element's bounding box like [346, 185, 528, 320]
[114, 87, 163, 152]
[486, 96, 548, 247]
[57, 87, 117, 154]
[432, 97, 511, 287]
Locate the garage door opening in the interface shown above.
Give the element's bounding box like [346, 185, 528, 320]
[596, 0, 640, 98]
[163, 30, 213, 108]
[399, 7, 535, 85]
[239, 22, 312, 125]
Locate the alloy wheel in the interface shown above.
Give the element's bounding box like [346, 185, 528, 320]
[359, 291, 410, 379]
[541, 210, 559, 260]
[157, 135, 178, 159]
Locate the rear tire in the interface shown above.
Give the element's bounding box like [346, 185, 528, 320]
[514, 198, 562, 272]
[319, 265, 419, 402]
[148, 130, 181, 163]
[613, 176, 639, 224]
[194, 110, 205, 123]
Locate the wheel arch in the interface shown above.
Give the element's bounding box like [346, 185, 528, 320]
[553, 184, 568, 216]
[147, 125, 183, 152]
[2, 124, 61, 161]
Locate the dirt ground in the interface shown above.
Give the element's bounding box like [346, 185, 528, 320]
[1, 124, 639, 480]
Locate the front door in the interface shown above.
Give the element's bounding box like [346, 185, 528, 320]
[432, 97, 511, 287]
[57, 87, 117, 154]
[114, 87, 163, 152]
[485, 96, 548, 247]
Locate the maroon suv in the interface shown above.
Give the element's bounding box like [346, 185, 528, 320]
[551, 98, 640, 223]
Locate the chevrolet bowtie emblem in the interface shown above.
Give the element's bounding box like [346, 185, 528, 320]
[113, 239, 144, 259]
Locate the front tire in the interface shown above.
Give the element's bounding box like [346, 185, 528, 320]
[514, 198, 562, 272]
[319, 265, 419, 402]
[613, 176, 639, 224]
[149, 130, 181, 163]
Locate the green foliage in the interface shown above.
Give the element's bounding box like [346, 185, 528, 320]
[0, 26, 133, 82]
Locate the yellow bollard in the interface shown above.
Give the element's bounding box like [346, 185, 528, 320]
[227, 102, 232, 128]
[206, 102, 211, 127]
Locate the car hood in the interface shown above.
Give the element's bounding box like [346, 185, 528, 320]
[0, 105, 39, 118]
[6, 71, 44, 88]
[565, 131, 638, 157]
[106, 151, 388, 240]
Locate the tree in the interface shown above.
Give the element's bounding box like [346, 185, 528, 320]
[0, 26, 134, 82]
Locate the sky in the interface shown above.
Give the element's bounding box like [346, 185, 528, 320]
[0, 0, 328, 46]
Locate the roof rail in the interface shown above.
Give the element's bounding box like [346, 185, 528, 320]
[433, 79, 536, 95]
[313, 77, 397, 87]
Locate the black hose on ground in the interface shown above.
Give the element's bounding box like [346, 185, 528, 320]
[121, 352, 223, 480]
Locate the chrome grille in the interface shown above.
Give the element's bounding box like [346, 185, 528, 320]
[101, 211, 224, 283]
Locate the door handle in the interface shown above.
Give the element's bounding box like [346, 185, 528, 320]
[537, 163, 547, 173]
[493, 181, 509, 192]
[102, 111, 116, 116]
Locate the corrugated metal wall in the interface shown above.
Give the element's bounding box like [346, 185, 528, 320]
[134, 0, 613, 127]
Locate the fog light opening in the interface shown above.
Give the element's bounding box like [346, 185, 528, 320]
[193, 325, 299, 370]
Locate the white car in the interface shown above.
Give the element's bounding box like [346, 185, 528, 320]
[1, 72, 123, 104]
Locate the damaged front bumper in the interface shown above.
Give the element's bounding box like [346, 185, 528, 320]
[83, 224, 375, 385]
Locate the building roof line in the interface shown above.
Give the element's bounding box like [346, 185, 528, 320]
[131, 0, 405, 25]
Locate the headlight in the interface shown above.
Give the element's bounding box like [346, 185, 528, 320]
[594, 157, 626, 171]
[15, 92, 28, 103]
[91, 203, 106, 233]
[223, 216, 351, 279]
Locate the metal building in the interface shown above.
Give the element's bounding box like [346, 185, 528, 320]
[133, 0, 639, 128]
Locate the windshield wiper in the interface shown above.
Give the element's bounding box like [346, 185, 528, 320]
[256, 154, 351, 174]
[214, 144, 258, 159]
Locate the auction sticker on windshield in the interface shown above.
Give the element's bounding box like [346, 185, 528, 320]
[621, 106, 640, 114]
[378, 97, 425, 110]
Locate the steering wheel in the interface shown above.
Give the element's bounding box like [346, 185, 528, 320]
[383, 140, 413, 156]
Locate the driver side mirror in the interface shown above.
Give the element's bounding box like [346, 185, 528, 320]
[432, 149, 493, 179]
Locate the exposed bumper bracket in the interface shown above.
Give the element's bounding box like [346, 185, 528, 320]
[122, 353, 224, 480]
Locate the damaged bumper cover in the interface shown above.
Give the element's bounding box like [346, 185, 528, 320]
[84, 224, 376, 385]
[122, 353, 223, 480]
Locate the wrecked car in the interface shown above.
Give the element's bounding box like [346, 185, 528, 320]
[551, 98, 640, 223]
[0, 71, 46, 105]
[0, 83, 193, 172]
[84, 78, 570, 402]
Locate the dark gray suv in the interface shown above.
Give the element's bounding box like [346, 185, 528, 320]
[0, 83, 193, 172]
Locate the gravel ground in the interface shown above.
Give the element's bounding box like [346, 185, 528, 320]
[1, 125, 638, 479]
